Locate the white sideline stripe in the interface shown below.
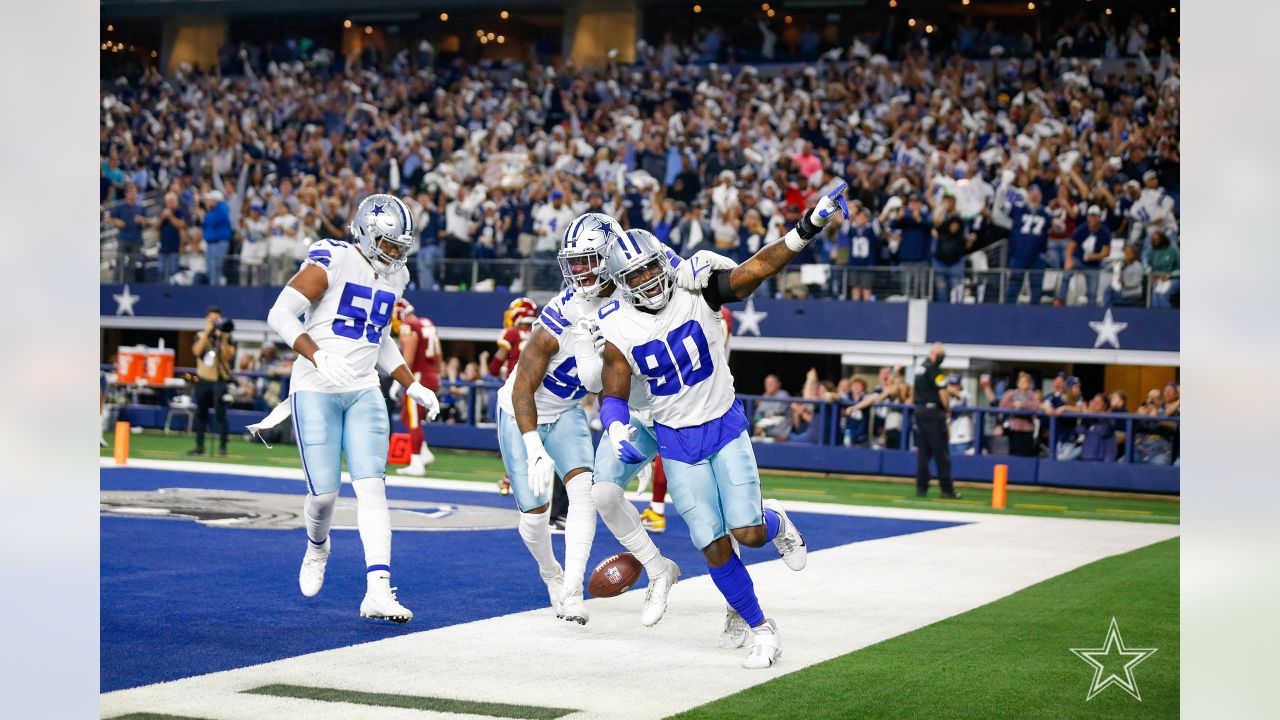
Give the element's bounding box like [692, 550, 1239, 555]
[100, 492, 1179, 719]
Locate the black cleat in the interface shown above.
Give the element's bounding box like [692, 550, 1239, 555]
[915, 490, 928, 498]
[186, 448, 205, 457]
[940, 491, 963, 500]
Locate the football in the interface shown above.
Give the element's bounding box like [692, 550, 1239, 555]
[588, 552, 644, 598]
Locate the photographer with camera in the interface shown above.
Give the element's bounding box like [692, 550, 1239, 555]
[188, 306, 236, 456]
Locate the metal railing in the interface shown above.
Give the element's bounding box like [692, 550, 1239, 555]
[102, 368, 1178, 465]
[100, 246, 1178, 309]
[739, 395, 1179, 465]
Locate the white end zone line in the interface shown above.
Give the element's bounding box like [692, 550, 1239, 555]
[102, 457, 1180, 719]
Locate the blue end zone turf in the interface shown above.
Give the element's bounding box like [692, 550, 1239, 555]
[101, 467, 965, 692]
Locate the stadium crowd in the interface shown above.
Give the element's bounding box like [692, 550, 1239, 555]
[100, 5, 1179, 306]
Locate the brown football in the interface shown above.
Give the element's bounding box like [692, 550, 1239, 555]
[587, 552, 644, 598]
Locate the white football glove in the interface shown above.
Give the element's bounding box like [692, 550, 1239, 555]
[810, 182, 851, 228]
[607, 421, 647, 464]
[674, 250, 739, 291]
[576, 317, 605, 357]
[312, 349, 356, 387]
[522, 431, 556, 498]
[405, 381, 441, 421]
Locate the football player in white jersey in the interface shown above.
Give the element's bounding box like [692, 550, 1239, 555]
[500, 211, 735, 626]
[596, 184, 849, 668]
[263, 193, 441, 623]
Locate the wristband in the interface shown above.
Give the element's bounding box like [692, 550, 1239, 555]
[600, 395, 631, 429]
[522, 430, 546, 457]
[783, 227, 812, 253]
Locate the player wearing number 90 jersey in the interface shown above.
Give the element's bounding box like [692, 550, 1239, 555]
[598, 184, 850, 669]
[264, 193, 441, 625]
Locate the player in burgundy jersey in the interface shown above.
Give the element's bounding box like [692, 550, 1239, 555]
[394, 299, 443, 476]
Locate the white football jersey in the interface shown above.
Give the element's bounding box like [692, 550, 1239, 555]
[597, 286, 735, 430]
[289, 239, 410, 393]
[497, 286, 592, 424]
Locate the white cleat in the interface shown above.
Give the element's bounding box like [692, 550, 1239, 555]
[720, 605, 751, 648]
[641, 559, 680, 627]
[764, 498, 807, 571]
[541, 565, 565, 618]
[359, 587, 413, 624]
[419, 447, 436, 468]
[396, 460, 426, 477]
[560, 590, 589, 625]
[633, 462, 653, 496]
[298, 537, 331, 598]
[742, 618, 782, 669]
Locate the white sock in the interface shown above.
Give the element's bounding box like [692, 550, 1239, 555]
[649, 501, 665, 514]
[352, 476, 391, 594]
[562, 473, 597, 597]
[304, 491, 337, 547]
[592, 482, 665, 578]
[518, 510, 557, 575]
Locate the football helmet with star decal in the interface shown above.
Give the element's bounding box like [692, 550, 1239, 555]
[558, 212, 625, 298]
[350, 193, 415, 275]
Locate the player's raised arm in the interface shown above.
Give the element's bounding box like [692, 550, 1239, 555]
[266, 263, 355, 387]
[599, 340, 645, 463]
[722, 183, 850, 300]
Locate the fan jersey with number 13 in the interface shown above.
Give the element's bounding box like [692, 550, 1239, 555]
[289, 239, 410, 394]
[596, 276, 743, 464]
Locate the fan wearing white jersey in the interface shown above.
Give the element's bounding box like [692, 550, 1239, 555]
[596, 184, 849, 669]
[263, 193, 441, 623]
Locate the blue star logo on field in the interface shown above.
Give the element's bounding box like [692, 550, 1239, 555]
[113, 284, 140, 316]
[732, 297, 768, 337]
[1089, 309, 1128, 349]
[1070, 617, 1158, 701]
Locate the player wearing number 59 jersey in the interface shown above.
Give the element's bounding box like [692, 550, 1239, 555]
[597, 184, 850, 669]
[264, 193, 441, 624]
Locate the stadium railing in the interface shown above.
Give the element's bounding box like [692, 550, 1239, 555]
[100, 248, 1177, 308]
[102, 367, 1178, 471]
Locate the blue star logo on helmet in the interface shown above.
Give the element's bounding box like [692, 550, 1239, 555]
[370, 203, 386, 216]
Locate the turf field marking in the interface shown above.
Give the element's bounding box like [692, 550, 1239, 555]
[774, 487, 831, 496]
[1014, 503, 1070, 511]
[244, 684, 577, 719]
[1097, 508, 1154, 516]
[107, 714, 212, 720]
[850, 492, 903, 500]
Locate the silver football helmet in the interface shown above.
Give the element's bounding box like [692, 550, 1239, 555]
[605, 228, 674, 311]
[558, 212, 625, 298]
[349, 193, 415, 275]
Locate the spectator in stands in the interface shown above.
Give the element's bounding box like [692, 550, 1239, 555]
[1147, 230, 1179, 307]
[931, 191, 969, 303]
[1049, 376, 1086, 460]
[1103, 244, 1145, 307]
[200, 191, 233, 286]
[156, 191, 187, 283]
[946, 376, 975, 456]
[841, 375, 882, 447]
[1061, 205, 1112, 306]
[1006, 186, 1053, 304]
[752, 374, 792, 441]
[1078, 392, 1117, 462]
[108, 186, 147, 282]
[841, 206, 881, 301]
[1134, 388, 1173, 465]
[239, 203, 268, 287]
[1000, 371, 1041, 456]
[267, 206, 300, 286]
[890, 194, 932, 297]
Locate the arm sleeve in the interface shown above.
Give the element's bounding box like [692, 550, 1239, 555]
[266, 285, 311, 349]
[600, 395, 631, 428]
[376, 331, 410, 375]
[572, 332, 603, 394]
[699, 269, 737, 311]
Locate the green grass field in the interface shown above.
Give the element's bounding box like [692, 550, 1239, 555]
[676, 538, 1179, 719]
[104, 430, 1179, 525]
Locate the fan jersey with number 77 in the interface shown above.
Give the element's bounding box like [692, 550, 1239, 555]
[596, 278, 742, 464]
[288, 239, 410, 394]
